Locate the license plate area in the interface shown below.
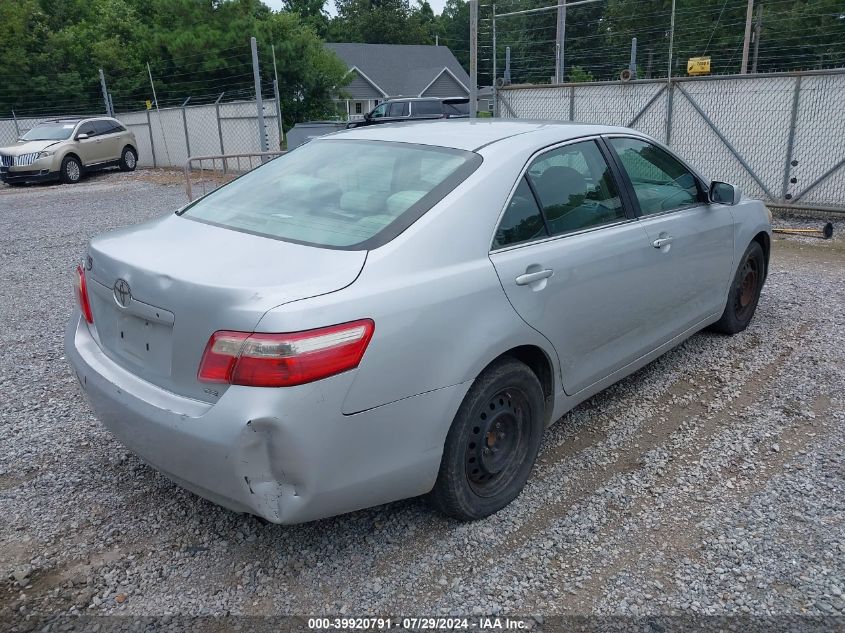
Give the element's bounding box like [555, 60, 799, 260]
[115, 313, 173, 376]
[86, 279, 175, 378]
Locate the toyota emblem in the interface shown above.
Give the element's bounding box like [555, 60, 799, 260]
[113, 279, 131, 308]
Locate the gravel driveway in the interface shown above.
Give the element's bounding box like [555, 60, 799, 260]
[1, 173, 843, 629]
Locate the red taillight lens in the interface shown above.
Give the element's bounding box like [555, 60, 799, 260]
[198, 319, 375, 388]
[75, 264, 94, 324]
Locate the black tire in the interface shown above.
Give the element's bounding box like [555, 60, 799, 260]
[59, 156, 82, 184]
[118, 146, 137, 172]
[710, 241, 765, 335]
[430, 357, 545, 521]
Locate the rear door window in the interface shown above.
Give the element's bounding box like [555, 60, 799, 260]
[526, 140, 626, 236]
[387, 101, 409, 117]
[493, 178, 548, 248]
[413, 101, 442, 116]
[444, 101, 469, 115]
[93, 120, 116, 135]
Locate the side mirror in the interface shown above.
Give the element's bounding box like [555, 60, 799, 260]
[710, 181, 741, 205]
[77, 133, 89, 140]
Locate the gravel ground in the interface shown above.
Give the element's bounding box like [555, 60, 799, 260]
[1, 173, 844, 629]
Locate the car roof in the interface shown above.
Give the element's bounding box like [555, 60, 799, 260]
[331, 119, 639, 152]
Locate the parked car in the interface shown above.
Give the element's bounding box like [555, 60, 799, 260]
[0, 117, 138, 185]
[346, 97, 469, 128]
[65, 120, 771, 524]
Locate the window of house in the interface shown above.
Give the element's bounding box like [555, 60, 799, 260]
[355, 102, 363, 114]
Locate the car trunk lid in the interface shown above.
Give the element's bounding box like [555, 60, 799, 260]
[84, 214, 366, 402]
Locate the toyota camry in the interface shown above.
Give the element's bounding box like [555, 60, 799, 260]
[65, 120, 771, 524]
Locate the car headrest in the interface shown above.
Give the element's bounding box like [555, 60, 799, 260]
[533, 166, 586, 207]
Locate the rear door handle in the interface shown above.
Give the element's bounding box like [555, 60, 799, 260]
[652, 236, 674, 248]
[515, 269, 554, 286]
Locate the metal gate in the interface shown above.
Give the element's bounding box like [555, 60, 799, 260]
[498, 69, 845, 213]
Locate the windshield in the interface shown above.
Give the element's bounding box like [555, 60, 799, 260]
[182, 139, 482, 249]
[21, 123, 76, 141]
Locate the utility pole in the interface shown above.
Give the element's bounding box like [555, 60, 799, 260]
[251, 36, 268, 153]
[740, 0, 754, 74]
[469, 0, 478, 118]
[99, 69, 112, 116]
[555, 0, 566, 83]
[271, 44, 284, 149]
[667, 0, 676, 79]
[751, 2, 762, 73]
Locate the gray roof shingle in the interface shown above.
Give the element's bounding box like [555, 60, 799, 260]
[326, 43, 470, 98]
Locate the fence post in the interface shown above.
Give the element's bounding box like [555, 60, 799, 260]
[665, 79, 675, 145]
[781, 74, 802, 202]
[469, 0, 478, 118]
[569, 86, 575, 121]
[271, 45, 286, 149]
[145, 108, 157, 168]
[99, 69, 112, 116]
[215, 92, 227, 174]
[273, 79, 284, 150]
[11, 110, 20, 137]
[181, 97, 191, 158]
[250, 36, 268, 153]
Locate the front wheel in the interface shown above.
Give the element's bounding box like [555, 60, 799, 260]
[60, 156, 82, 184]
[119, 146, 137, 171]
[710, 241, 765, 334]
[430, 357, 545, 521]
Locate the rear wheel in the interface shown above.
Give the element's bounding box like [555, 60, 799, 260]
[60, 156, 82, 184]
[430, 357, 545, 521]
[119, 146, 137, 172]
[710, 241, 765, 334]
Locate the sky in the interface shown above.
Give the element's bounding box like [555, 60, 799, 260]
[261, 0, 449, 18]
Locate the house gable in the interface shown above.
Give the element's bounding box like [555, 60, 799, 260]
[420, 68, 469, 98]
[344, 68, 386, 100]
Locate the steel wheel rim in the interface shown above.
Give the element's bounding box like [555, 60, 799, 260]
[67, 161, 80, 181]
[125, 150, 136, 168]
[734, 254, 759, 320]
[466, 388, 531, 498]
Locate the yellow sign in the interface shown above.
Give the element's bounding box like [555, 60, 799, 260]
[145, 99, 153, 110]
[687, 57, 711, 76]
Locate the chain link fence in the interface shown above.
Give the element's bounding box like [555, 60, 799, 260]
[498, 69, 845, 213]
[0, 99, 282, 169]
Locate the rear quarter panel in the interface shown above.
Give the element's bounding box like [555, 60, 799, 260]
[255, 143, 561, 418]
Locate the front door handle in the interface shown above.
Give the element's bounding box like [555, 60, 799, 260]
[515, 269, 554, 286]
[652, 236, 674, 248]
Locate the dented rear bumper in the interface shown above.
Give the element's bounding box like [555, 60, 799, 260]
[64, 312, 470, 524]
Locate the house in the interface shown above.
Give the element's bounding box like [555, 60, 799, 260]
[326, 43, 471, 120]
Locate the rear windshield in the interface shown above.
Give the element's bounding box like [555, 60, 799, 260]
[21, 123, 76, 141]
[181, 139, 481, 249]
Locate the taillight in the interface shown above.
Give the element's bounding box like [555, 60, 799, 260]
[75, 264, 93, 324]
[198, 319, 375, 388]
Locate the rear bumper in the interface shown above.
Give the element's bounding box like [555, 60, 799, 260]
[64, 312, 469, 524]
[0, 167, 59, 184]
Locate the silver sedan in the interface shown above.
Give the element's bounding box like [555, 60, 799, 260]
[65, 120, 772, 524]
